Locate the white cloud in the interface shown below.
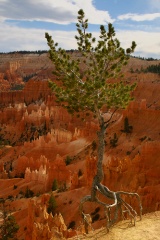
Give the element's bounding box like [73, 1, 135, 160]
[0, 21, 159, 59]
[0, 0, 114, 52]
[0, 0, 114, 25]
[72, 0, 115, 24]
[0, 0, 159, 58]
[116, 30, 160, 58]
[0, 23, 75, 52]
[118, 13, 160, 21]
[148, 0, 160, 11]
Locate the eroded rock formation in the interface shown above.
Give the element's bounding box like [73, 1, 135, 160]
[25, 197, 79, 240]
[0, 54, 160, 239]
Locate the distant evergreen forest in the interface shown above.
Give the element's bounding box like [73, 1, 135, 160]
[0, 49, 75, 55]
[145, 64, 160, 74]
[0, 50, 159, 61]
[132, 56, 159, 61]
[0, 50, 48, 55]
[130, 64, 160, 74]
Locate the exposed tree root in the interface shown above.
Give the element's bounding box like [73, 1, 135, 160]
[79, 182, 142, 233]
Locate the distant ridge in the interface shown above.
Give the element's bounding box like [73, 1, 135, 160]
[0, 50, 159, 60]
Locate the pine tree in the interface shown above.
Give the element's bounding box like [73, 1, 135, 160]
[0, 199, 19, 240]
[45, 9, 142, 230]
[47, 194, 57, 215]
[122, 117, 133, 133]
[52, 179, 58, 191]
[110, 133, 118, 147]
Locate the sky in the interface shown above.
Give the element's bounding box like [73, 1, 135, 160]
[0, 0, 160, 58]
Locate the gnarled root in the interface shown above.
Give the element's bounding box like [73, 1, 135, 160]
[79, 183, 142, 233]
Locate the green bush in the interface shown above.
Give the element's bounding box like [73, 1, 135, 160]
[0, 201, 19, 240]
[122, 117, 133, 133]
[110, 133, 118, 147]
[126, 151, 131, 155]
[144, 64, 160, 74]
[0, 215, 19, 240]
[24, 187, 34, 198]
[65, 156, 72, 165]
[47, 194, 57, 215]
[7, 195, 14, 200]
[52, 179, 58, 191]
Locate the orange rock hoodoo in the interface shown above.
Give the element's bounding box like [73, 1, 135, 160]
[0, 54, 160, 239]
[26, 198, 77, 240]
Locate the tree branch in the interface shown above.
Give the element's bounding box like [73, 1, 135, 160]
[104, 108, 118, 128]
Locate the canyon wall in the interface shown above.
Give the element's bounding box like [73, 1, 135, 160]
[0, 54, 160, 239]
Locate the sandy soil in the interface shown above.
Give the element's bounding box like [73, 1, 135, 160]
[69, 211, 160, 240]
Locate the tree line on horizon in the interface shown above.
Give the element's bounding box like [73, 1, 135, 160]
[0, 50, 159, 61]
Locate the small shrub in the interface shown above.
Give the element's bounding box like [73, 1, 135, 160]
[7, 195, 14, 200]
[47, 194, 57, 215]
[13, 185, 17, 190]
[126, 151, 131, 155]
[139, 136, 147, 141]
[0, 214, 19, 239]
[10, 84, 24, 91]
[121, 117, 133, 134]
[65, 156, 72, 165]
[139, 136, 152, 142]
[110, 133, 118, 147]
[52, 179, 58, 191]
[24, 187, 34, 198]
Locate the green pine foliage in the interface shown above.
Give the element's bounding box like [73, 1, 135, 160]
[0, 200, 19, 240]
[122, 117, 133, 133]
[47, 194, 57, 215]
[45, 9, 137, 204]
[0, 215, 19, 240]
[52, 179, 58, 191]
[65, 156, 72, 165]
[45, 9, 136, 119]
[110, 133, 118, 147]
[145, 64, 160, 74]
[24, 187, 34, 198]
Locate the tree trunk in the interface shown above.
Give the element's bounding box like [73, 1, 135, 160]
[80, 115, 142, 232]
[91, 122, 106, 200]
